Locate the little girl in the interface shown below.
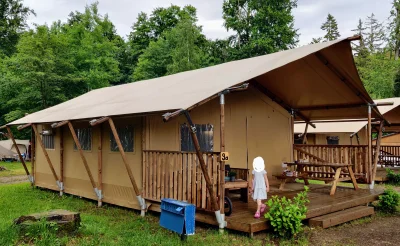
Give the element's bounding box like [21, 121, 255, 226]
[249, 156, 270, 218]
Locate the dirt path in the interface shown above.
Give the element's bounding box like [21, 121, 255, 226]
[308, 215, 400, 246]
[0, 175, 28, 185]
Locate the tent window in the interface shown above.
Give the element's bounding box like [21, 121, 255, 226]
[327, 136, 339, 145]
[110, 125, 134, 152]
[180, 124, 214, 152]
[43, 135, 54, 149]
[73, 128, 92, 151]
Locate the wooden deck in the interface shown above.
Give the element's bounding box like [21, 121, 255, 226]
[195, 183, 382, 235]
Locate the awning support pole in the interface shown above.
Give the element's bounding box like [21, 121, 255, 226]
[108, 118, 147, 215]
[98, 124, 103, 207]
[367, 105, 372, 186]
[31, 127, 35, 187]
[65, 121, 101, 199]
[6, 126, 32, 184]
[218, 93, 226, 230]
[59, 127, 64, 196]
[371, 121, 384, 189]
[31, 124, 61, 190]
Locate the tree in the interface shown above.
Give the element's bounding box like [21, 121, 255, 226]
[321, 13, 340, 41]
[166, 19, 205, 74]
[0, 0, 35, 56]
[222, 0, 299, 59]
[388, 0, 400, 59]
[310, 37, 322, 44]
[363, 13, 385, 53]
[128, 5, 198, 75]
[351, 19, 369, 59]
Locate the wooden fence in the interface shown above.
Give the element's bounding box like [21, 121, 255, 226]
[293, 145, 369, 181]
[142, 150, 221, 211]
[379, 146, 400, 167]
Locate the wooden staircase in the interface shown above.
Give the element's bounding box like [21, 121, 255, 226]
[308, 206, 374, 229]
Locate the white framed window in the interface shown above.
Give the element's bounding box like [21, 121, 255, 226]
[43, 135, 55, 149]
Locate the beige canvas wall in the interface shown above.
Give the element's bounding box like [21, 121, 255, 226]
[34, 88, 292, 209]
[146, 87, 292, 183]
[34, 117, 143, 210]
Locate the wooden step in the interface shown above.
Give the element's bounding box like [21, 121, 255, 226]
[308, 206, 374, 229]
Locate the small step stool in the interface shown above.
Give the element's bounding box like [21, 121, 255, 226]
[309, 206, 374, 229]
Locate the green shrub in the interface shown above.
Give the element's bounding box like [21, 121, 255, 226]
[377, 187, 400, 213]
[265, 186, 309, 238]
[386, 169, 400, 185]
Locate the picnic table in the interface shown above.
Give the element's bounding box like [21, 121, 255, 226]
[276, 162, 359, 195]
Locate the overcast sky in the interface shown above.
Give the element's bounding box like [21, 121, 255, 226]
[24, 0, 392, 45]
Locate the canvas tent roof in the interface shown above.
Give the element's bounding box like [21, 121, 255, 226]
[0, 144, 15, 158]
[0, 139, 29, 151]
[6, 37, 379, 126]
[294, 121, 367, 134]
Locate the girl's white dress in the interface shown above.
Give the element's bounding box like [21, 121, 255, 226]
[252, 169, 267, 200]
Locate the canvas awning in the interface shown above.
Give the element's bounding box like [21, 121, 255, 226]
[0, 144, 15, 158]
[5, 36, 380, 126]
[374, 98, 400, 132]
[294, 121, 368, 134]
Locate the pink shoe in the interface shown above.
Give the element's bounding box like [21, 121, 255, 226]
[260, 204, 266, 213]
[254, 211, 260, 218]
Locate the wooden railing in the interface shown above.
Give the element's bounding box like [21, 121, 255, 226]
[378, 146, 400, 167]
[293, 145, 369, 181]
[142, 150, 221, 211]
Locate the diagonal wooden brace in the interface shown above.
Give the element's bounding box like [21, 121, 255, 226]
[31, 124, 62, 190]
[65, 121, 102, 200]
[7, 126, 32, 184]
[108, 118, 147, 214]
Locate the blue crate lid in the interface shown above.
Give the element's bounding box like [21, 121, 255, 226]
[161, 198, 195, 207]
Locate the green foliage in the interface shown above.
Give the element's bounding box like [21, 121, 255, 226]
[0, 0, 35, 56]
[265, 186, 309, 238]
[356, 53, 400, 99]
[321, 13, 341, 41]
[133, 18, 207, 81]
[222, 0, 299, 59]
[377, 187, 400, 213]
[386, 169, 400, 185]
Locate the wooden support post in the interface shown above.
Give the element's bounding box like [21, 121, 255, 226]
[367, 106, 372, 184]
[31, 128, 35, 187]
[302, 123, 309, 144]
[67, 122, 99, 194]
[371, 121, 384, 183]
[330, 167, 342, 196]
[59, 127, 64, 196]
[31, 124, 61, 188]
[219, 93, 226, 226]
[108, 118, 146, 214]
[98, 124, 103, 207]
[6, 126, 31, 183]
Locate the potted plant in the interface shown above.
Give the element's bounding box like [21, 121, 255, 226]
[228, 171, 237, 181]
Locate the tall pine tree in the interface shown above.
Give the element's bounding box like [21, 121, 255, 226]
[388, 0, 400, 59]
[351, 19, 368, 58]
[363, 13, 385, 53]
[321, 13, 340, 41]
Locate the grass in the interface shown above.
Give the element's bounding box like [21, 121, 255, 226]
[0, 183, 307, 246]
[0, 161, 31, 177]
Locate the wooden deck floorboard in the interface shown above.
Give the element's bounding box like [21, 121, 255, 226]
[195, 183, 383, 235]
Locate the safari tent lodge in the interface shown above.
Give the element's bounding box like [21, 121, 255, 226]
[1, 36, 388, 235]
